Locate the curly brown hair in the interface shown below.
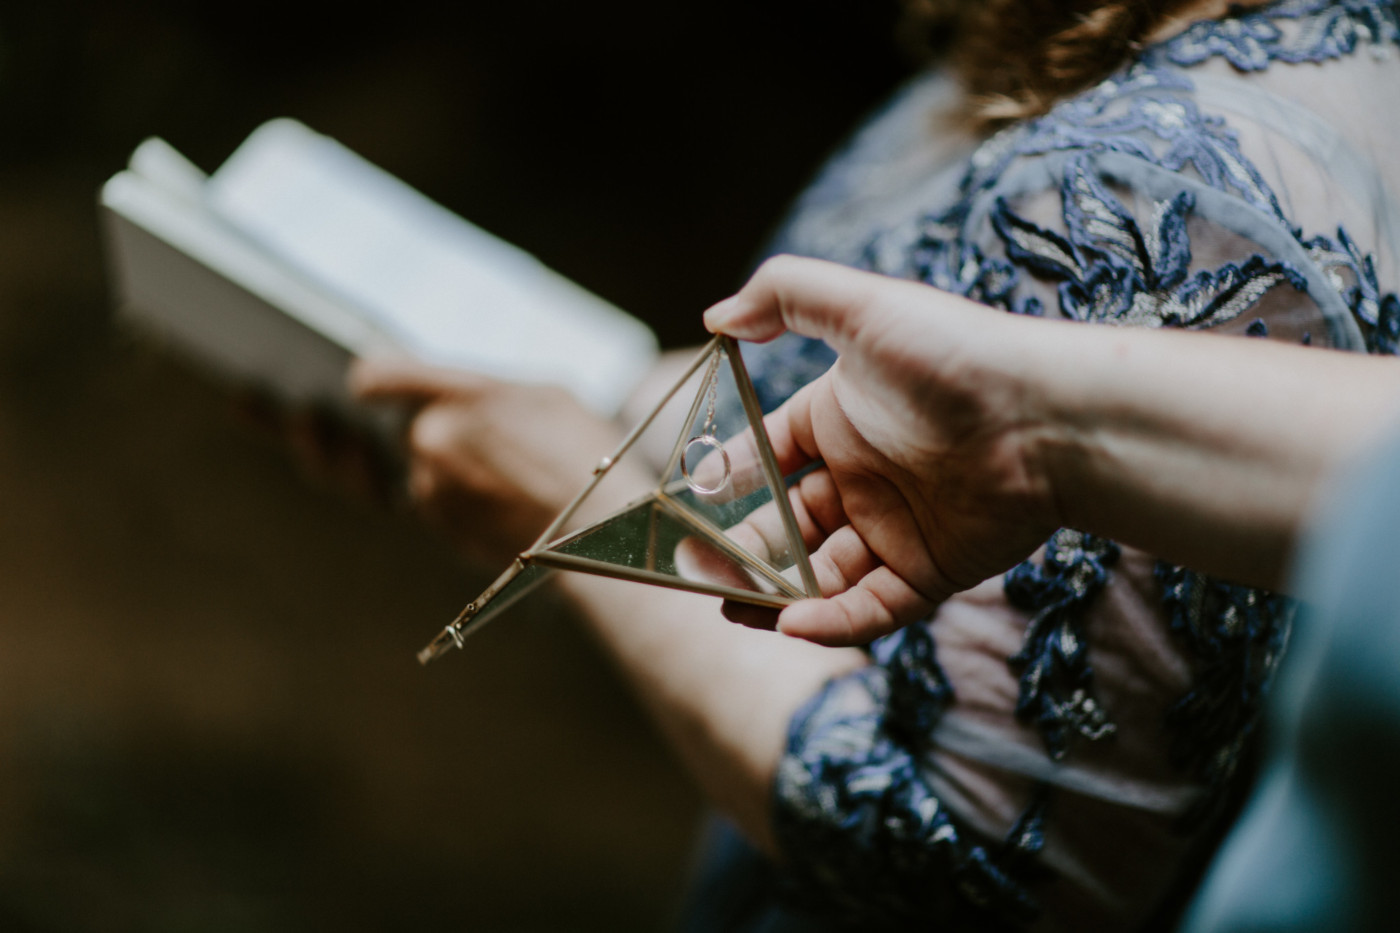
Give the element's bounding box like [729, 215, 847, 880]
[898, 0, 1206, 128]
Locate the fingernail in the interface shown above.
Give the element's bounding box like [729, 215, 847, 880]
[703, 296, 740, 333]
[774, 604, 810, 638]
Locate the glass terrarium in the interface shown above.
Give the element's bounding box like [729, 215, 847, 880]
[417, 335, 820, 664]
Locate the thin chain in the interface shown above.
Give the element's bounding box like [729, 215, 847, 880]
[683, 353, 731, 496]
[701, 354, 720, 437]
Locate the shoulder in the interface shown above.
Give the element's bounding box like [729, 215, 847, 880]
[868, 0, 1400, 350]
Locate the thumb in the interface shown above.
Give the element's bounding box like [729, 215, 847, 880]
[775, 565, 940, 646]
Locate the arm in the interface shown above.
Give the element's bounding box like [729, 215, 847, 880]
[705, 255, 1400, 644]
[552, 574, 863, 851]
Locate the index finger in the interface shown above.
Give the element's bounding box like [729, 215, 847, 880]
[702, 255, 883, 351]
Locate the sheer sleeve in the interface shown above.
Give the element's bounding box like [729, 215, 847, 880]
[747, 3, 1400, 930]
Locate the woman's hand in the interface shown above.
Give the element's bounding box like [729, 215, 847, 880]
[707, 256, 1400, 649]
[706, 256, 1062, 646]
[349, 357, 631, 567]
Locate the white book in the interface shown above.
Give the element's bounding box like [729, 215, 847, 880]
[99, 118, 659, 424]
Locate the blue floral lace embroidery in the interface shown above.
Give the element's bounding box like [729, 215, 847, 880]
[991, 156, 1308, 329]
[1161, 0, 1400, 71]
[1155, 566, 1296, 820]
[1304, 227, 1400, 353]
[766, 0, 1400, 923]
[1005, 530, 1121, 757]
[774, 633, 1048, 929]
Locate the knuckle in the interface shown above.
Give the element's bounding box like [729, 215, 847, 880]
[763, 253, 800, 276]
[752, 254, 793, 290]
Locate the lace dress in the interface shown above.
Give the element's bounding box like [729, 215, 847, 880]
[734, 2, 1400, 929]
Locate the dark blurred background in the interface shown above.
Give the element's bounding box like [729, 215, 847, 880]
[0, 3, 912, 930]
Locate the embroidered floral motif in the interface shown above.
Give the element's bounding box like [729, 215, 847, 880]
[1005, 530, 1121, 757]
[864, 221, 1045, 317]
[774, 666, 1043, 929]
[1303, 227, 1400, 354]
[963, 66, 1287, 219]
[1162, 6, 1295, 69]
[877, 622, 956, 751]
[1155, 565, 1295, 820]
[992, 158, 1308, 329]
[1161, 0, 1400, 71]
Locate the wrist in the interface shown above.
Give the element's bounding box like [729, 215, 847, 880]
[968, 312, 1084, 535]
[1024, 408, 1096, 535]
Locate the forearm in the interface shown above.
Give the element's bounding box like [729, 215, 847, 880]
[554, 572, 865, 854]
[1014, 320, 1400, 590]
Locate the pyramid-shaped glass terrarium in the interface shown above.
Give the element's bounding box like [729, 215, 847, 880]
[418, 335, 820, 664]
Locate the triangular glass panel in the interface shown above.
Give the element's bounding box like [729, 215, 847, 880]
[419, 335, 819, 664]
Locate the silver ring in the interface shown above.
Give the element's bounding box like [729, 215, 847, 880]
[682, 435, 731, 496]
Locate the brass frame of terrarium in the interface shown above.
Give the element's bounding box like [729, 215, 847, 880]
[417, 334, 820, 665]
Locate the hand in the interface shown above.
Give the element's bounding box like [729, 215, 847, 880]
[704, 256, 1061, 646]
[350, 357, 633, 566]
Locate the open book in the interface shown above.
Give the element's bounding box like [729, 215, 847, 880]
[98, 118, 659, 426]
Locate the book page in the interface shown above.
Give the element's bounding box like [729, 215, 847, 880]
[205, 119, 658, 416]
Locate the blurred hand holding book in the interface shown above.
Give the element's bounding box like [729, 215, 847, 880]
[99, 118, 659, 434]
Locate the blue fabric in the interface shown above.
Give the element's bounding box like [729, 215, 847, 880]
[683, 2, 1400, 929]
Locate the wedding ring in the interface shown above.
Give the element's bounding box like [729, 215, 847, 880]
[682, 434, 731, 496]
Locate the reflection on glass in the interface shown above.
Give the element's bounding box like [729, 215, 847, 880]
[542, 496, 794, 597]
[420, 335, 818, 663]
